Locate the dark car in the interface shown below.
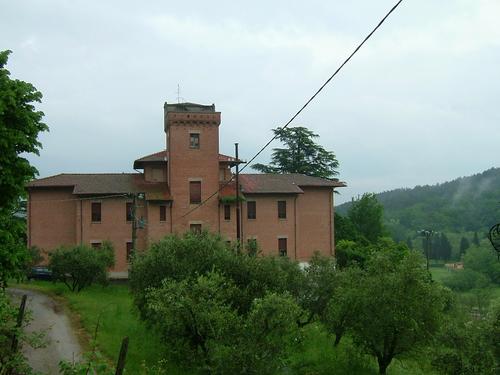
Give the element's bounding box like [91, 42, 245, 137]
[28, 266, 52, 281]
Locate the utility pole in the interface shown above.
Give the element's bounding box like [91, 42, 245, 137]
[235, 143, 241, 252]
[419, 229, 435, 271]
[131, 193, 137, 253]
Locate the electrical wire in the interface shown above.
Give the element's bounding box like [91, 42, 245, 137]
[180, 0, 404, 219]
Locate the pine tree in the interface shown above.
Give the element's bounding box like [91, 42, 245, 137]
[439, 234, 452, 261]
[472, 231, 480, 246]
[459, 237, 470, 256]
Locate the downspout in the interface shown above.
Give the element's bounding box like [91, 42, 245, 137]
[169, 201, 173, 234]
[294, 195, 297, 261]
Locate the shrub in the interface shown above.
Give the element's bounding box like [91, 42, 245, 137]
[49, 242, 114, 292]
[129, 231, 304, 318]
[146, 271, 302, 374]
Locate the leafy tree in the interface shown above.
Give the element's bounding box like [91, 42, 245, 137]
[406, 236, 413, 249]
[463, 245, 500, 285]
[472, 231, 480, 246]
[323, 266, 364, 346]
[300, 253, 338, 325]
[130, 231, 304, 320]
[460, 236, 470, 257]
[0, 50, 48, 288]
[336, 237, 408, 269]
[146, 271, 302, 374]
[49, 242, 115, 292]
[351, 251, 448, 374]
[334, 212, 360, 244]
[431, 301, 499, 374]
[347, 193, 386, 243]
[252, 126, 339, 179]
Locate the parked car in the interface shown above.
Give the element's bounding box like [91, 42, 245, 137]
[28, 266, 52, 281]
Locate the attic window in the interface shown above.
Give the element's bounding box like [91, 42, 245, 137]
[190, 133, 200, 149]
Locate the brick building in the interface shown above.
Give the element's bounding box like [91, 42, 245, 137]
[27, 102, 345, 277]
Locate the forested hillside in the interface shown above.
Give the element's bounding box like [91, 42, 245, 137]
[338, 167, 500, 242]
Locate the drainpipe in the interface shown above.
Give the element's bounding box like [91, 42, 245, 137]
[169, 201, 173, 234]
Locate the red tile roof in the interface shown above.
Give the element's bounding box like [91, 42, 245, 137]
[27, 173, 172, 200]
[133, 150, 241, 169]
[239, 174, 345, 194]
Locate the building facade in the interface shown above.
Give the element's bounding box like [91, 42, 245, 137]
[27, 103, 345, 277]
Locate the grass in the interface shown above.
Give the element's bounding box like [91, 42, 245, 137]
[288, 324, 438, 375]
[429, 265, 454, 283]
[13, 280, 166, 374]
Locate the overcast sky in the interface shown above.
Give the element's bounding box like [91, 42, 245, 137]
[1, 0, 499, 204]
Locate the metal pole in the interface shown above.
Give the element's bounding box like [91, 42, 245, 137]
[235, 143, 241, 252]
[131, 194, 137, 253]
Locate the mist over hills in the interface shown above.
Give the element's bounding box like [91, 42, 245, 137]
[337, 167, 500, 240]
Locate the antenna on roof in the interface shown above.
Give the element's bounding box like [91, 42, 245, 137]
[176, 84, 185, 103]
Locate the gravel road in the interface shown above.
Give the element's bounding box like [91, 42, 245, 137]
[8, 288, 82, 375]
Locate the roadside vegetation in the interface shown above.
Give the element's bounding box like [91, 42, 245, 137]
[12, 192, 499, 374]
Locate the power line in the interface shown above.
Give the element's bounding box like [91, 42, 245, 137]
[180, 0, 405, 219]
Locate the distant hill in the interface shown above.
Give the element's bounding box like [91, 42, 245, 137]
[337, 167, 500, 240]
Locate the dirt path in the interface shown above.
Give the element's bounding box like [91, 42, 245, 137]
[8, 288, 82, 375]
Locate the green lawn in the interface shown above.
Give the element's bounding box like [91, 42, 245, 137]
[429, 265, 454, 283]
[14, 280, 167, 374]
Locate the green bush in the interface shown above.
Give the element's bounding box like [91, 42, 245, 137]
[129, 231, 304, 318]
[443, 269, 490, 291]
[146, 271, 303, 374]
[463, 246, 500, 284]
[49, 242, 115, 292]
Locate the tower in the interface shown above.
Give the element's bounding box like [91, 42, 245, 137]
[164, 102, 221, 233]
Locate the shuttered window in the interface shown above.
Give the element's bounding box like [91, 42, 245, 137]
[189, 181, 201, 204]
[247, 201, 256, 219]
[126, 202, 133, 222]
[91, 202, 101, 222]
[278, 238, 287, 257]
[278, 200, 287, 219]
[190, 133, 200, 149]
[159, 205, 167, 222]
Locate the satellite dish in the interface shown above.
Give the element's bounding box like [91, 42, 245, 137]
[488, 223, 500, 260]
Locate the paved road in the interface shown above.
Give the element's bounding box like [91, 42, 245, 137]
[8, 288, 82, 375]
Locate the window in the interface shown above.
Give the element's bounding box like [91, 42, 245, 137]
[190, 133, 200, 149]
[126, 241, 133, 262]
[247, 201, 256, 219]
[190, 224, 202, 234]
[91, 242, 101, 249]
[224, 204, 231, 220]
[159, 205, 167, 222]
[91, 202, 101, 222]
[278, 238, 287, 257]
[278, 200, 287, 219]
[126, 202, 133, 222]
[189, 181, 201, 204]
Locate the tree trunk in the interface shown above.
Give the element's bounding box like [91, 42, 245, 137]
[378, 356, 391, 374]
